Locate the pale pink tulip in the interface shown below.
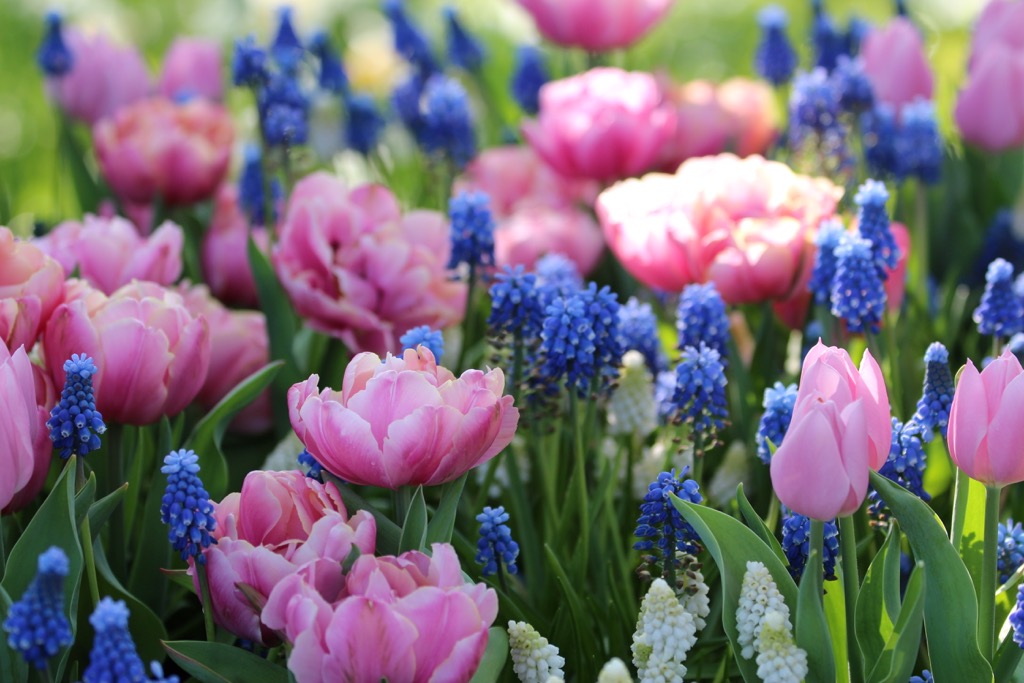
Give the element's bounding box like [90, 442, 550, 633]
[0, 228, 65, 353]
[515, 0, 674, 51]
[861, 18, 934, 110]
[886, 223, 910, 313]
[201, 185, 270, 308]
[289, 347, 519, 488]
[0, 344, 51, 514]
[93, 97, 234, 206]
[955, 45, 1024, 152]
[494, 205, 604, 276]
[42, 280, 210, 425]
[970, 0, 1024, 68]
[159, 38, 223, 102]
[948, 352, 1024, 487]
[659, 80, 733, 169]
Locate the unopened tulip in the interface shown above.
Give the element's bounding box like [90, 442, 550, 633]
[515, 0, 674, 51]
[0, 228, 64, 353]
[0, 344, 51, 514]
[861, 18, 934, 109]
[159, 38, 223, 102]
[201, 186, 270, 309]
[955, 45, 1024, 152]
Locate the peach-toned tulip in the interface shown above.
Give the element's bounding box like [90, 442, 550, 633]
[522, 68, 677, 182]
[948, 351, 1024, 487]
[289, 347, 519, 489]
[42, 280, 210, 425]
[0, 344, 52, 514]
[201, 185, 270, 309]
[159, 38, 223, 102]
[770, 342, 891, 520]
[515, 0, 674, 51]
[273, 173, 465, 355]
[861, 18, 934, 110]
[0, 228, 65, 353]
[955, 45, 1024, 152]
[45, 29, 150, 126]
[93, 97, 234, 206]
[494, 205, 604, 276]
[35, 215, 183, 294]
[717, 77, 779, 157]
[659, 80, 734, 169]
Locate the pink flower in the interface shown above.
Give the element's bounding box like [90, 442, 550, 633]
[93, 97, 234, 206]
[494, 205, 604, 275]
[861, 18, 934, 109]
[955, 45, 1024, 152]
[770, 342, 891, 520]
[0, 344, 51, 514]
[717, 77, 779, 157]
[262, 543, 497, 683]
[201, 185, 270, 308]
[273, 173, 465, 355]
[969, 0, 1024, 68]
[42, 280, 210, 425]
[522, 68, 677, 182]
[35, 215, 183, 294]
[289, 347, 519, 489]
[159, 38, 223, 102]
[201, 470, 376, 644]
[948, 351, 1024, 488]
[515, 0, 673, 51]
[45, 29, 150, 126]
[0, 228, 65, 353]
[886, 223, 910, 313]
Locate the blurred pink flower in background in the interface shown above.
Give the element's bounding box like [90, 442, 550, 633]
[273, 173, 465, 355]
[0, 344, 52, 515]
[716, 77, 779, 157]
[955, 44, 1024, 151]
[202, 185, 270, 308]
[861, 17, 934, 110]
[35, 215, 183, 294]
[523, 68, 677, 182]
[45, 29, 150, 126]
[968, 0, 1024, 67]
[93, 97, 234, 206]
[0, 228, 65, 353]
[289, 346, 518, 489]
[159, 38, 224, 102]
[493, 205, 604, 275]
[43, 280, 210, 425]
[515, 0, 673, 51]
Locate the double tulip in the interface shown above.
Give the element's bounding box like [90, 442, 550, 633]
[0, 343, 51, 514]
[0, 228, 64, 353]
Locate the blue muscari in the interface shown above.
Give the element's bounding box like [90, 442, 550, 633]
[259, 73, 310, 146]
[671, 343, 728, 444]
[538, 282, 621, 396]
[535, 253, 581, 295]
[808, 219, 845, 305]
[297, 449, 324, 483]
[444, 6, 484, 72]
[82, 598, 179, 683]
[893, 99, 942, 184]
[854, 179, 899, 275]
[781, 511, 840, 581]
[270, 7, 304, 72]
[911, 342, 953, 440]
[975, 258, 1024, 338]
[238, 144, 282, 226]
[831, 56, 874, 113]
[845, 16, 869, 56]
[400, 325, 445, 360]
[998, 519, 1024, 584]
[789, 68, 840, 141]
[384, 0, 437, 76]
[810, 0, 847, 71]
[909, 672, 934, 683]
[868, 419, 930, 520]
[488, 266, 546, 341]
[47, 353, 106, 459]
[618, 297, 668, 374]
[972, 209, 1024, 286]
[830, 232, 887, 334]
[860, 103, 898, 178]
[754, 6, 797, 87]
[160, 449, 217, 564]
[755, 382, 797, 465]
[1011, 583, 1024, 648]
[309, 31, 349, 94]
[232, 35, 269, 87]
[475, 506, 519, 577]
[3, 547, 72, 669]
[511, 45, 548, 115]
[634, 469, 703, 567]
[419, 74, 477, 168]
[448, 191, 495, 270]
[392, 73, 426, 138]
[37, 12, 73, 77]
[654, 370, 677, 422]
[676, 283, 730, 362]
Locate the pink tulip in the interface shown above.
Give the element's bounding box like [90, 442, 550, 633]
[717, 77, 779, 157]
[159, 38, 224, 102]
[861, 18, 934, 110]
[0, 228, 65, 354]
[42, 280, 210, 425]
[35, 215, 183, 294]
[522, 68, 677, 182]
[289, 347, 519, 488]
[970, 0, 1024, 69]
[948, 351, 1024, 487]
[494, 205, 604, 276]
[0, 344, 51, 514]
[201, 185, 270, 308]
[770, 342, 891, 520]
[93, 97, 234, 206]
[886, 223, 910, 313]
[515, 0, 674, 51]
[273, 173, 465, 355]
[955, 45, 1024, 152]
[45, 29, 150, 126]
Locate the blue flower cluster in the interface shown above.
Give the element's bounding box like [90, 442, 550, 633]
[1011, 583, 1024, 648]
[535, 253, 582, 297]
[755, 382, 798, 464]
[297, 449, 325, 483]
[160, 449, 217, 564]
[488, 266, 546, 342]
[511, 45, 548, 115]
[808, 219, 846, 305]
[854, 180, 899, 275]
[911, 342, 954, 440]
[3, 547, 72, 669]
[999, 519, 1024, 585]
[36, 12, 73, 77]
[344, 93, 387, 156]
[448, 191, 495, 271]
[81, 598, 179, 683]
[384, 0, 437, 75]
[619, 297, 668, 374]
[47, 353, 106, 459]
[868, 419, 930, 521]
[754, 6, 797, 87]
[671, 344, 729, 447]
[909, 671, 934, 683]
[789, 68, 840, 141]
[634, 469, 703, 568]
[400, 325, 445, 361]
[444, 6, 484, 72]
[676, 283, 730, 362]
[238, 144, 282, 226]
[781, 511, 840, 581]
[861, 100, 942, 185]
[309, 31, 349, 94]
[475, 506, 519, 577]
[538, 282, 622, 396]
[832, 56, 874, 113]
[830, 232, 887, 334]
[975, 258, 1024, 338]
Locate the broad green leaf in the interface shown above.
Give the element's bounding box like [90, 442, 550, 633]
[399, 486, 428, 553]
[857, 523, 900, 667]
[73, 473, 97, 529]
[796, 548, 837, 683]
[870, 472, 993, 682]
[128, 463, 173, 618]
[735, 484, 787, 566]
[92, 545, 168, 664]
[87, 484, 128, 540]
[426, 473, 467, 545]
[164, 640, 289, 683]
[823, 569, 848, 683]
[953, 475, 988, 604]
[468, 627, 509, 683]
[866, 563, 925, 683]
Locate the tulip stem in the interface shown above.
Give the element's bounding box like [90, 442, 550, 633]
[569, 392, 590, 570]
[913, 180, 929, 311]
[0, 517, 5, 579]
[839, 515, 864, 683]
[809, 518, 825, 587]
[197, 562, 217, 642]
[76, 457, 101, 609]
[455, 265, 478, 374]
[109, 424, 126, 578]
[980, 485, 1000, 663]
[950, 465, 970, 546]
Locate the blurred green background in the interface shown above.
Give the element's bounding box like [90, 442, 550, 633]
[0, 0, 979, 230]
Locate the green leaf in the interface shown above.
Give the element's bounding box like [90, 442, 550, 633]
[128, 463, 173, 618]
[185, 360, 283, 499]
[73, 473, 97, 529]
[88, 484, 128, 540]
[870, 471, 993, 682]
[866, 562, 925, 683]
[735, 484, 787, 567]
[955, 475, 988, 604]
[0, 587, 28, 683]
[93, 545, 168, 664]
[399, 486, 428, 553]
[468, 627, 509, 683]
[671, 497, 798, 683]
[796, 548, 837, 683]
[163, 640, 289, 683]
[856, 523, 900, 667]
[426, 474, 468, 545]
[823, 569, 848, 683]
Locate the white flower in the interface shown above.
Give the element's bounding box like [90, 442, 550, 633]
[597, 657, 633, 683]
[632, 578, 697, 683]
[508, 621, 565, 683]
[736, 561, 791, 660]
[608, 351, 658, 437]
[755, 610, 808, 683]
[680, 560, 711, 633]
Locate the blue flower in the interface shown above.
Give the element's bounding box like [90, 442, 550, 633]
[258, 74, 309, 146]
[400, 325, 445, 360]
[309, 31, 349, 94]
[654, 370, 677, 423]
[911, 342, 953, 440]
[860, 103, 898, 178]
[998, 519, 1024, 585]
[676, 283, 730, 362]
[237, 144, 282, 226]
[232, 35, 269, 87]
[3, 547, 72, 669]
[297, 449, 324, 483]
[81, 598, 148, 683]
[845, 16, 870, 55]
[789, 68, 840, 140]
[341, 93, 384, 156]
[830, 232, 887, 334]
[810, 3, 846, 71]
[270, 7, 304, 72]
[755, 382, 797, 464]
[808, 219, 846, 305]
[511, 45, 548, 115]
[383, 0, 437, 76]
[781, 511, 840, 581]
[854, 179, 898, 275]
[909, 671, 934, 683]
[448, 191, 495, 270]
[392, 72, 426, 134]
[419, 75, 477, 168]
[475, 506, 519, 576]
[444, 6, 484, 71]
[831, 56, 874, 113]
[47, 353, 106, 459]
[671, 343, 729, 448]
[535, 253, 581, 297]
[868, 419, 930, 521]
[488, 265, 546, 342]
[754, 6, 798, 87]
[972, 209, 1024, 287]
[974, 258, 1024, 338]
[160, 450, 217, 564]
[37, 12, 73, 77]
[538, 282, 621, 396]
[618, 297, 668, 374]
[1011, 583, 1024, 648]
[894, 99, 942, 185]
[634, 469, 703, 569]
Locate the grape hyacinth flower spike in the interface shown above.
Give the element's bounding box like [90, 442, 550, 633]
[854, 179, 899, 276]
[400, 325, 445, 361]
[511, 45, 548, 115]
[781, 511, 840, 581]
[448, 190, 495, 272]
[911, 341, 954, 441]
[37, 12, 73, 77]
[343, 92, 386, 156]
[754, 5, 797, 87]
[47, 353, 106, 459]
[998, 519, 1024, 585]
[475, 506, 519, 579]
[808, 219, 845, 306]
[676, 283, 731, 362]
[671, 343, 729, 454]
[444, 6, 484, 72]
[81, 598, 179, 683]
[634, 468, 703, 584]
[2, 547, 72, 669]
[830, 232, 887, 334]
[160, 449, 217, 563]
[975, 258, 1024, 339]
[755, 382, 797, 465]
[270, 6, 304, 72]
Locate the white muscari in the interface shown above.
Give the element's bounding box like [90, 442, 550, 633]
[597, 657, 633, 683]
[632, 578, 698, 683]
[508, 620, 565, 683]
[755, 610, 808, 683]
[608, 350, 658, 437]
[680, 561, 711, 632]
[736, 561, 790, 660]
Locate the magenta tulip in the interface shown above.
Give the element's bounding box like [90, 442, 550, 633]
[159, 38, 223, 102]
[201, 185, 270, 309]
[955, 45, 1024, 152]
[0, 344, 51, 514]
[861, 18, 934, 109]
[515, 0, 674, 51]
[0, 228, 65, 354]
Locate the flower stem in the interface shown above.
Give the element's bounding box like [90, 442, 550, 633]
[197, 561, 217, 642]
[840, 515, 864, 682]
[76, 457, 101, 608]
[108, 424, 126, 578]
[569, 392, 590, 569]
[950, 464, 970, 546]
[980, 484, 1000, 663]
[809, 519, 825, 589]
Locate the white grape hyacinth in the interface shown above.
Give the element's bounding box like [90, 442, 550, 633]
[736, 561, 791, 660]
[679, 558, 711, 633]
[508, 620, 565, 682]
[755, 610, 808, 683]
[608, 350, 658, 437]
[632, 578, 698, 683]
[597, 657, 633, 683]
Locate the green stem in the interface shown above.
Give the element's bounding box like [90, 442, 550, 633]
[765, 493, 781, 534]
[913, 180, 929, 310]
[980, 484, 1000, 663]
[691, 429, 705, 492]
[455, 265, 478, 373]
[75, 458, 101, 607]
[108, 425, 126, 578]
[810, 519, 825, 589]
[569, 392, 590, 569]
[394, 486, 412, 525]
[839, 515, 864, 683]
[38, 663, 53, 683]
[950, 465, 970, 546]
[197, 562, 217, 642]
